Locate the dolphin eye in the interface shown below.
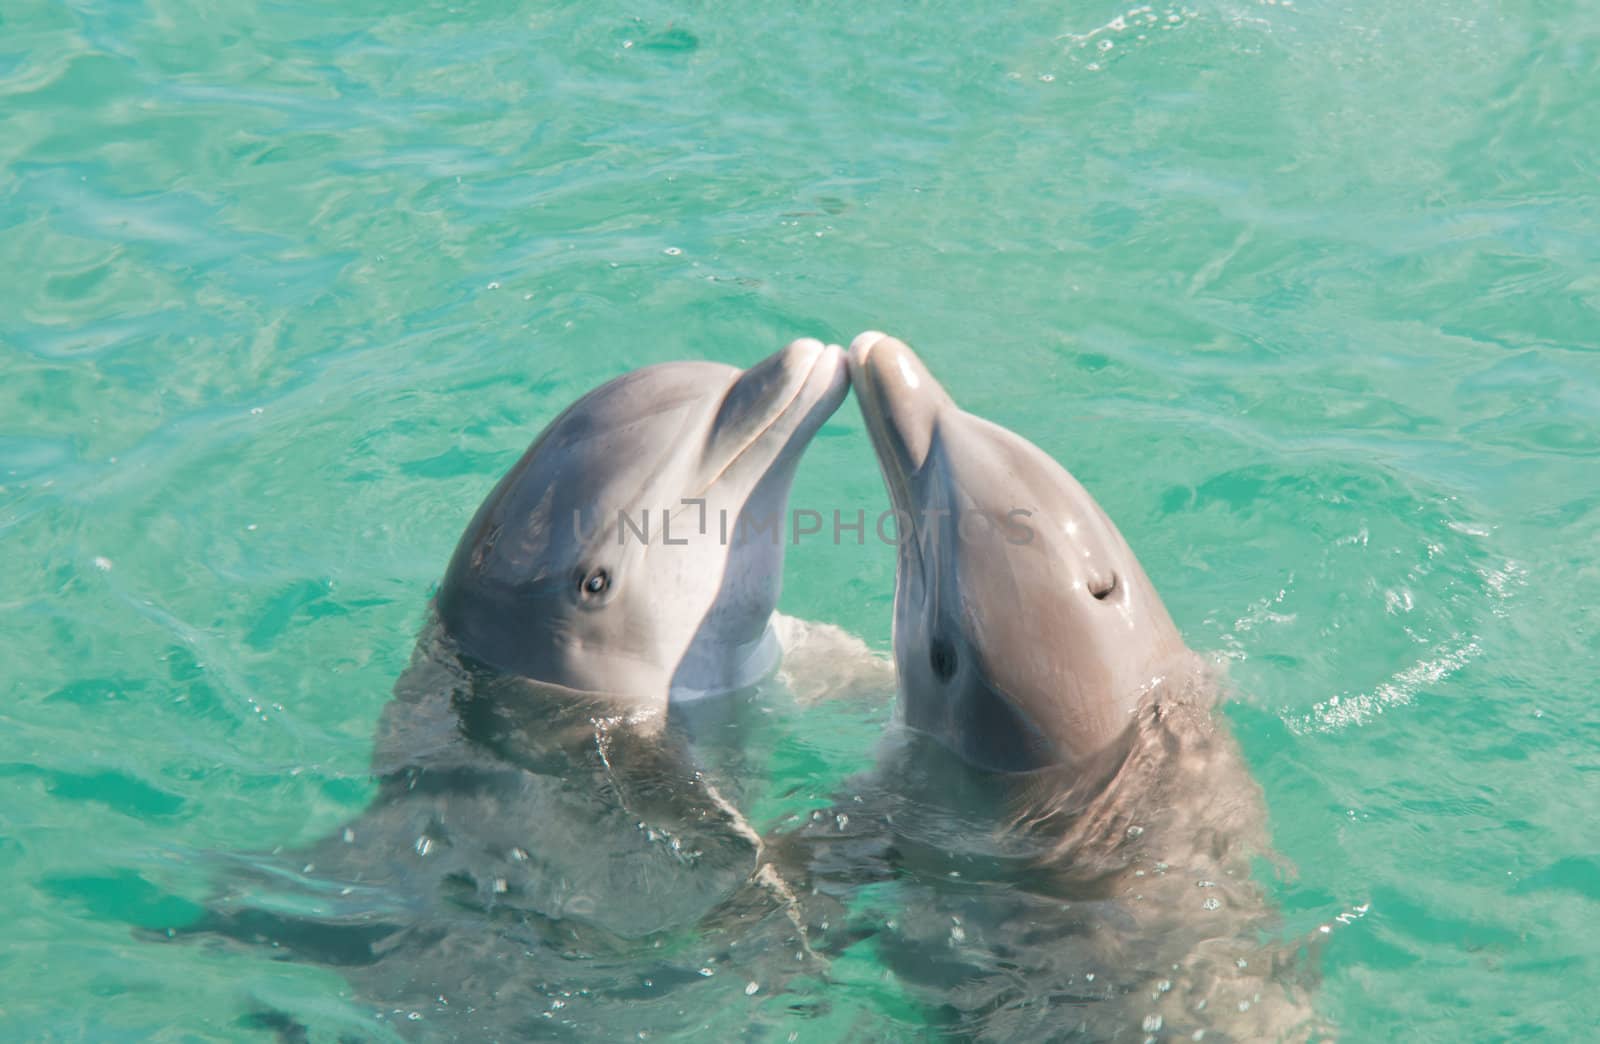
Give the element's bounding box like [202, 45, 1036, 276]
[580, 568, 611, 597]
[1091, 572, 1118, 601]
[930, 637, 958, 682]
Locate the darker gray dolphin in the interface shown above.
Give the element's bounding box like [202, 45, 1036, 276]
[849, 330, 1191, 774]
[777, 331, 1326, 1042]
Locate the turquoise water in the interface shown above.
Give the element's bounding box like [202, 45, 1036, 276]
[3, 0, 1598, 1038]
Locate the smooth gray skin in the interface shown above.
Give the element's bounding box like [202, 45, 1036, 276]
[436, 337, 849, 713]
[817, 332, 1320, 1041]
[848, 330, 1192, 774]
[184, 341, 855, 1041]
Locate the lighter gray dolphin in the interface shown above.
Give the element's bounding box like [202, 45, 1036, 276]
[436, 336, 849, 713]
[180, 339, 853, 1042]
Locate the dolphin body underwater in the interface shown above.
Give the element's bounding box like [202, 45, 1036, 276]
[769, 333, 1325, 1042]
[188, 339, 857, 1040]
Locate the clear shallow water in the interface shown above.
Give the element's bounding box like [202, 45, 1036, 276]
[2, 0, 1597, 1038]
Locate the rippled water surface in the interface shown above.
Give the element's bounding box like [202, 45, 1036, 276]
[3, 0, 1598, 1039]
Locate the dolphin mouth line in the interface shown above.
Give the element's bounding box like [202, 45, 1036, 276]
[689, 342, 841, 500]
[848, 334, 949, 613]
[849, 334, 922, 529]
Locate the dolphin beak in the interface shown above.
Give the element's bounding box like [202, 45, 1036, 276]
[702, 337, 849, 490]
[788, 336, 849, 403]
[785, 337, 850, 431]
[848, 331, 950, 476]
[711, 338, 847, 445]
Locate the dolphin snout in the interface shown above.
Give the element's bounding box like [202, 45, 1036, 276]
[848, 332, 948, 404]
[779, 335, 828, 373]
[714, 337, 846, 440]
[848, 331, 949, 474]
[848, 330, 891, 366]
[793, 337, 850, 415]
[770, 336, 849, 409]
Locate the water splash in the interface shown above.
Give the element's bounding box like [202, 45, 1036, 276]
[1288, 638, 1482, 733]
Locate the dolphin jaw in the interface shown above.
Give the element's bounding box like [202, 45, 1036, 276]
[669, 622, 782, 701]
[657, 340, 844, 701]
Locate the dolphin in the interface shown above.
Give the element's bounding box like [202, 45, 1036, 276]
[776, 332, 1323, 1041]
[184, 338, 852, 1041]
[848, 330, 1192, 775]
[434, 335, 850, 710]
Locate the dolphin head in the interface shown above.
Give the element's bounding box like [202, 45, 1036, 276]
[848, 332, 1189, 774]
[435, 338, 848, 711]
